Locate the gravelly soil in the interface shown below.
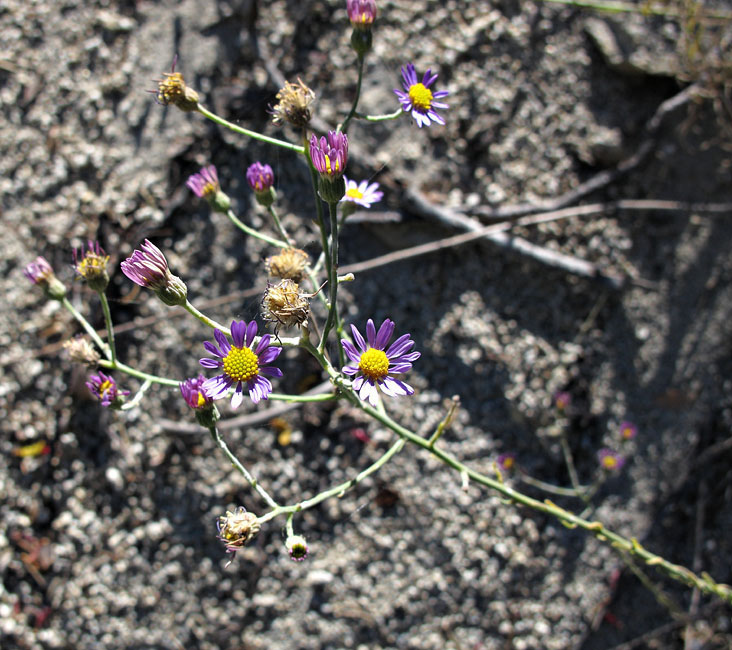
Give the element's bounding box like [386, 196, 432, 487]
[2, 1, 731, 649]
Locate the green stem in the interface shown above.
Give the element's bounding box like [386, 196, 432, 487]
[208, 425, 279, 509]
[98, 359, 180, 387]
[258, 436, 406, 524]
[266, 205, 294, 247]
[319, 200, 341, 356]
[518, 471, 590, 498]
[354, 108, 403, 122]
[98, 292, 117, 364]
[340, 55, 365, 133]
[559, 434, 587, 503]
[343, 387, 732, 605]
[196, 104, 305, 154]
[183, 300, 229, 333]
[225, 209, 289, 249]
[120, 379, 152, 410]
[61, 297, 110, 360]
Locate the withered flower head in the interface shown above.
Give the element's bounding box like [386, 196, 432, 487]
[270, 78, 315, 128]
[262, 279, 310, 334]
[150, 58, 200, 112]
[265, 247, 309, 283]
[63, 337, 101, 367]
[216, 507, 261, 565]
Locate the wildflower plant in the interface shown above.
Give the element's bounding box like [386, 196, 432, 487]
[22, 0, 732, 610]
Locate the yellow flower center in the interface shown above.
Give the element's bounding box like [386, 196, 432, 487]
[78, 254, 109, 277]
[346, 187, 364, 200]
[222, 346, 259, 383]
[358, 348, 389, 382]
[324, 154, 340, 175]
[602, 456, 618, 470]
[201, 182, 217, 197]
[503, 457, 515, 470]
[158, 72, 185, 103]
[196, 392, 207, 407]
[99, 380, 113, 396]
[408, 83, 433, 112]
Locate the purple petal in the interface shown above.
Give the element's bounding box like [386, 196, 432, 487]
[387, 362, 413, 373]
[231, 321, 246, 348]
[246, 320, 258, 347]
[375, 319, 395, 349]
[365, 319, 376, 347]
[199, 358, 222, 369]
[359, 381, 378, 407]
[343, 365, 359, 376]
[203, 341, 223, 358]
[214, 329, 231, 354]
[258, 346, 281, 364]
[352, 375, 365, 391]
[342, 339, 362, 363]
[351, 324, 367, 352]
[203, 375, 232, 398]
[385, 333, 413, 357]
[249, 376, 272, 404]
[255, 334, 271, 355]
[260, 366, 283, 378]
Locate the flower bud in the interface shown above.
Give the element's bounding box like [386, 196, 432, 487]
[285, 534, 309, 561]
[24, 256, 67, 301]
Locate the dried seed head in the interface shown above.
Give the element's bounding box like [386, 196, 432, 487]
[150, 59, 200, 112]
[270, 78, 315, 128]
[262, 279, 310, 334]
[63, 337, 101, 367]
[265, 248, 309, 283]
[216, 507, 261, 564]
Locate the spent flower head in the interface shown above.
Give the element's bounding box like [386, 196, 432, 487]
[200, 320, 283, 408]
[341, 318, 420, 407]
[150, 58, 199, 112]
[63, 337, 101, 367]
[86, 371, 129, 409]
[620, 420, 638, 440]
[246, 162, 276, 207]
[262, 279, 310, 335]
[216, 506, 261, 565]
[73, 240, 110, 292]
[24, 256, 67, 300]
[598, 448, 626, 472]
[120, 239, 188, 307]
[285, 534, 309, 562]
[394, 63, 449, 128]
[341, 177, 383, 209]
[186, 165, 231, 213]
[270, 78, 315, 128]
[266, 247, 309, 283]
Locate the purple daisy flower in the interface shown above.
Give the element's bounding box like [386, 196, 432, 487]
[347, 0, 377, 26]
[246, 162, 274, 192]
[309, 131, 348, 179]
[497, 453, 516, 472]
[598, 448, 626, 472]
[200, 320, 283, 408]
[341, 318, 420, 407]
[341, 177, 383, 208]
[86, 371, 130, 407]
[394, 63, 449, 128]
[186, 165, 220, 199]
[620, 420, 638, 440]
[180, 374, 214, 410]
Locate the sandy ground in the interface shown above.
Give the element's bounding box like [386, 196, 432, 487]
[2, 1, 731, 648]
